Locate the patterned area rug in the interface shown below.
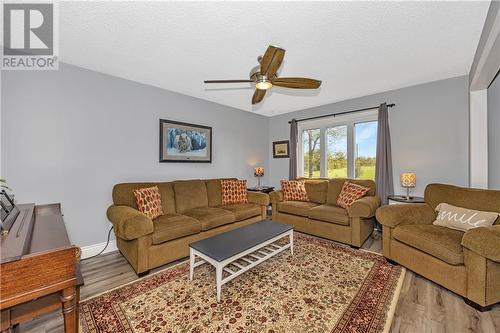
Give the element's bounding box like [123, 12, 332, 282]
[80, 234, 405, 333]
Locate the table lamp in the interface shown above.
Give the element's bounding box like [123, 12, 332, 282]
[254, 167, 264, 189]
[400, 173, 416, 200]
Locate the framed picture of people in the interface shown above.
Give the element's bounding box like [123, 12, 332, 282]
[159, 119, 212, 163]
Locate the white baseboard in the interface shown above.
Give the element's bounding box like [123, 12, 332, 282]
[81, 239, 118, 259]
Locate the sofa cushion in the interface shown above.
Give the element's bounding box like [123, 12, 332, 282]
[336, 181, 370, 209]
[221, 179, 248, 205]
[433, 203, 498, 232]
[326, 179, 376, 205]
[219, 203, 261, 221]
[174, 180, 208, 213]
[205, 178, 237, 207]
[305, 180, 328, 204]
[308, 204, 349, 226]
[278, 201, 319, 217]
[206, 179, 223, 207]
[112, 182, 176, 214]
[152, 214, 201, 244]
[183, 207, 235, 231]
[393, 224, 465, 265]
[281, 180, 309, 201]
[424, 184, 500, 224]
[133, 186, 164, 219]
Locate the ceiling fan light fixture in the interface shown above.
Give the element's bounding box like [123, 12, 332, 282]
[255, 77, 273, 90]
[204, 45, 322, 104]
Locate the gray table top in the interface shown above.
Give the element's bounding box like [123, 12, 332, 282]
[189, 220, 293, 262]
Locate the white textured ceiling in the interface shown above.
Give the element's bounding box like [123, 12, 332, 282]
[59, 1, 490, 116]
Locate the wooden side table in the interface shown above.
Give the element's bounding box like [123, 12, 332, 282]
[388, 195, 424, 205]
[247, 187, 275, 217]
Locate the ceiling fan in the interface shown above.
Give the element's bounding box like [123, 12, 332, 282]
[204, 45, 322, 104]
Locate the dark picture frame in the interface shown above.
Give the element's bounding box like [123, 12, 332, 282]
[273, 140, 290, 158]
[159, 119, 212, 163]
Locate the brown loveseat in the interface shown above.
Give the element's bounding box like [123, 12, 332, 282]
[269, 179, 381, 247]
[376, 183, 500, 311]
[107, 179, 269, 275]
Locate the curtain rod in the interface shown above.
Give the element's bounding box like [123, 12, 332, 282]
[288, 103, 395, 124]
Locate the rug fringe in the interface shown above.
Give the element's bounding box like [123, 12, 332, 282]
[382, 267, 406, 333]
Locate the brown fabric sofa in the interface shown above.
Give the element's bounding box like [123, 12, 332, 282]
[376, 183, 500, 311]
[107, 179, 269, 275]
[269, 179, 380, 247]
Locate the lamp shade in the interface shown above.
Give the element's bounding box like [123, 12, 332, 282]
[254, 167, 264, 177]
[400, 173, 416, 188]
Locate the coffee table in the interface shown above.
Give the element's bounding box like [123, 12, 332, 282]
[189, 220, 294, 301]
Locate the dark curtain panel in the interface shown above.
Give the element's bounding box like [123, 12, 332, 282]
[289, 119, 298, 180]
[375, 103, 394, 205]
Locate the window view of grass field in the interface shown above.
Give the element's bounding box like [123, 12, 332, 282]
[302, 121, 377, 180]
[327, 125, 348, 178]
[354, 121, 377, 180]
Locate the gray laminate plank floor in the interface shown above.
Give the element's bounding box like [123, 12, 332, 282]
[18, 232, 500, 333]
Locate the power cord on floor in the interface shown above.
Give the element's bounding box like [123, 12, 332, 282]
[82, 226, 114, 261]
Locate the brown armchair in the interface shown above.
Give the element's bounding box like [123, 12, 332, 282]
[376, 183, 500, 311]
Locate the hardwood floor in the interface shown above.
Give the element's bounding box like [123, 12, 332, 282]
[19, 232, 500, 333]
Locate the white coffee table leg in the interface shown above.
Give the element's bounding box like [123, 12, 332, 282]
[216, 264, 223, 302]
[289, 231, 294, 255]
[189, 248, 194, 281]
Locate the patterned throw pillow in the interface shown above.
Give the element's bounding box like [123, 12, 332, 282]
[133, 186, 164, 219]
[221, 179, 248, 205]
[281, 180, 309, 201]
[336, 181, 370, 208]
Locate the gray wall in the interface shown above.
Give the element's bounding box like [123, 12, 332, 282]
[1, 63, 269, 247]
[268, 76, 470, 197]
[1, 68, 472, 246]
[488, 73, 500, 189]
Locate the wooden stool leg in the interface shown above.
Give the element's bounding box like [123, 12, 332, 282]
[61, 286, 77, 333]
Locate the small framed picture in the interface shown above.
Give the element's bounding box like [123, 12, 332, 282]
[159, 119, 212, 163]
[273, 140, 290, 158]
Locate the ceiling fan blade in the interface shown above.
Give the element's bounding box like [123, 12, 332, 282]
[204, 80, 254, 83]
[260, 46, 285, 78]
[272, 77, 322, 89]
[252, 89, 266, 104]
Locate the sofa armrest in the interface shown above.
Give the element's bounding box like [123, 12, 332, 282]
[247, 191, 270, 206]
[375, 203, 435, 228]
[106, 205, 154, 240]
[347, 196, 381, 218]
[462, 225, 500, 263]
[269, 190, 283, 204]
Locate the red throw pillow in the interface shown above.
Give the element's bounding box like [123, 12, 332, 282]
[336, 181, 370, 208]
[133, 186, 164, 219]
[281, 180, 309, 201]
[221, 179, 248, 205]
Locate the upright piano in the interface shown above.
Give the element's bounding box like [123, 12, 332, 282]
[0, 203, 83, 333]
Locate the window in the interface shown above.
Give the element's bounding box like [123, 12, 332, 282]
[327, 126, 347, 178]
[355, 121, 377, 180]
[298, 111, 378, 180]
